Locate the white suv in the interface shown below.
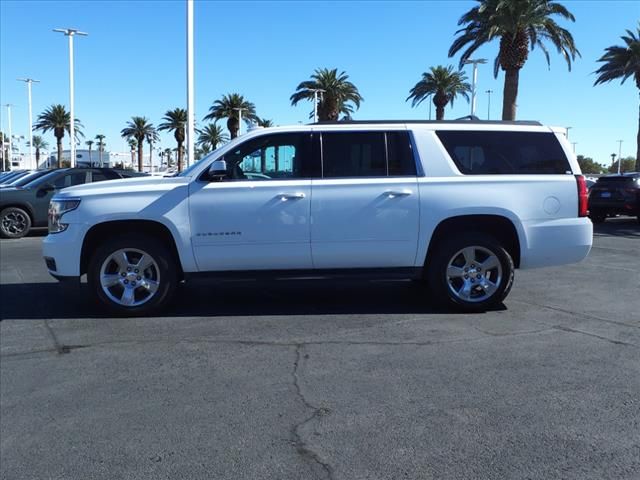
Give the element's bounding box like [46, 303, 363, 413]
[43, 121, 592, 315]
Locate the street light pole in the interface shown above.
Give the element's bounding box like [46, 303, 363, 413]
[309, 88, 325, 123]
[463, 59, 487, 117]
[617, 140, 623, 174]
[54, 28, 87, 168]
[571, 142, 577, 153]
[565, 126, 572, 139]
[486, 90, 493, 120]
[186, 0, 195, 169]
[234, 107, 246, 136]
[17, 78, 40, 169]
[4, 104, 14, 170]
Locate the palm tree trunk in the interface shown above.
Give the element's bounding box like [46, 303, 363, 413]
[502, 68, 520, 121]
[36, 147, 40, 166]
[138, 141, 144, 172]
[56, 136, 63, 169]
[636, 98, 640, 172]
[178, 142, 183, 172]
[99, 148, 103, 167]
[436, 106, 445, 121]
[88, 147, 92, 166]
[149, 143, 153, 171]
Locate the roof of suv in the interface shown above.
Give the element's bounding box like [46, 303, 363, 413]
[313, 119, 543, 126]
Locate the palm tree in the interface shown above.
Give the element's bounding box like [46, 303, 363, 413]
[203, 93, 257, 139]
[85, 140, 94, 165]
[594, 26, 640, 171]
[449, 0, 579, 120]
[290, 68, 364, 121]
[29, 135, 49, 167]
[146, 129, 159, 171]
[95, 134, 106, 167]
[33, 104, 83, 168]
[163, 147, 172, 169]
[407, 66, 471, 120]
[158, 108, 187, 171]
[197, 123, 228, 152]
[256, 117, 274, 127]
[127, 138, 137, 168]
[121, 117, 155, 172]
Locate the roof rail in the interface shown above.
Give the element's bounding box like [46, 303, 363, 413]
[312, 119, 543, 126]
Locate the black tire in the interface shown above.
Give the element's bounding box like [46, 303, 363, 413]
[0, 207, 32, 239]
[87, 233, 178, 316]
[426, 232, 514, 313]
[589, 212, 606, 224]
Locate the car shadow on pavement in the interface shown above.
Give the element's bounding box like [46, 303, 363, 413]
[592, 217, 639, 238]
[0, 279, 493, 320]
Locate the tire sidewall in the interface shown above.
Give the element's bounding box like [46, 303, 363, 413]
[0, 207, 31, 239]
[428, 233, 514, 312]
[87, 234, 177, 316]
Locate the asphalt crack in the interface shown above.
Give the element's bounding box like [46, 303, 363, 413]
[290, 344, 334, 480]
[553, 325, 638, 347]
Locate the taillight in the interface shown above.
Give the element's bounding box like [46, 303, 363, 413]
[576, 175, 588, 217]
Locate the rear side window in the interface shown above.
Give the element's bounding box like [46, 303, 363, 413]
[436, 131, 571, 175]
[321, 131, 416, 178]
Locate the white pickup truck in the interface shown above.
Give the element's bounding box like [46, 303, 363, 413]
[43, 120, 592, 315]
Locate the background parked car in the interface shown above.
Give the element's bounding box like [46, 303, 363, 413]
[0, 168, 145, 239]
[0, 170, 30, 186]
[588, 172, 640, 223]
[0, 170, 55, 189]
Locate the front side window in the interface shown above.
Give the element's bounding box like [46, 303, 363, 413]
[220, 133, 315, 180]
[436, 131, 571, 175]
[53, 172, 87, 189]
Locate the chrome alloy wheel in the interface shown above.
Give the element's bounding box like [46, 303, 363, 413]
[1, 211, 28, 235]
[446, 246, 502, 303]
[99, 248, 160, 307]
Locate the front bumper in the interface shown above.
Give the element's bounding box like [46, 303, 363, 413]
[42, 223, 85, 277]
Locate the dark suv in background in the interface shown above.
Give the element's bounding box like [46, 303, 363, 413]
[588, 172, 640, 223]
[0, 168, 144, 238]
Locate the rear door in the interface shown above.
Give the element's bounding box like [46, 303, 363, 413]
[311, 130, 420, 268]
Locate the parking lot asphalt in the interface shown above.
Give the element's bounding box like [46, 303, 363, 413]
[1, 219, 639, 480]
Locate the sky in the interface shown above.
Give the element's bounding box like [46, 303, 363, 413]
[0, 0, 638, 166]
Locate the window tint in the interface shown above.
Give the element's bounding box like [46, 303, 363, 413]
[322, 132, 386, 178]
[53, 172, 87, 188]
[387, 131, 416, 176]
[436, 131, 571, 175]
[91, 171, 119, 182]
[222, 133, 315, 180]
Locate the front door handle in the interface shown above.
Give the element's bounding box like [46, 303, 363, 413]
[385, 190, 413, 198]
[277, 192, 306, 201]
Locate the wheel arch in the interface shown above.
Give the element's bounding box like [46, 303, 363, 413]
[80, 219, 184, 277]
[0, 203, 35, 223]
[424, 214, 521, 270]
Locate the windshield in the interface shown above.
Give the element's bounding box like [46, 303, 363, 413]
[11, 170, 52, 187]
[22, 170, 64, 188]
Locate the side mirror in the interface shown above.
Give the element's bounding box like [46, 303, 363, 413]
[207, 159, 228, 180]
[37, 184, 55, 197]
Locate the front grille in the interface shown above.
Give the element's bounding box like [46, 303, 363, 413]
[44, 257, 57, 272]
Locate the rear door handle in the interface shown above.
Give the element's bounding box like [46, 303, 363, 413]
[277, 192, 306, 201]
[385, 190, 412, 198]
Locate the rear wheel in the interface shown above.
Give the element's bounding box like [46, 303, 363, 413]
[87, 234, 178, 316]
[0, 207, 31, 238]
[427, 233, 514, 312]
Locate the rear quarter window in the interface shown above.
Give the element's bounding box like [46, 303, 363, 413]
[436, 131, 572, 175]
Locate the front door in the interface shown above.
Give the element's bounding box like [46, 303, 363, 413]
[311, 130, 420, 269]
[189, 132, 318, 271]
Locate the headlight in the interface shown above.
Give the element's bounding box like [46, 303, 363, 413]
[48, 199, 81, 233]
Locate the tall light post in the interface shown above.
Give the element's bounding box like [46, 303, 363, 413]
[565, 126, 572, 139]
[486, 89, 493, 120]
[234, 107, 246, 136]
[309, 88, 325, 123]
[186, 0, 195, 169]
[571, 142, 577, 153]
[17, 78, 40, 169]
[4, 104, 14, 170]
[617, 140, 623, 174]
[53, 28, 87, 168]
[463, 58, 487, 117]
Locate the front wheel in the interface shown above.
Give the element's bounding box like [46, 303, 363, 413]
[87, 234, 178, 316]
[0, 207, 31, 238]
[427, 233, 514, 312]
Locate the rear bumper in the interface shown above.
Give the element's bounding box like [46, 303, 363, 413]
[520, 217, 592, 269]
[588, 200, 639, 216]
